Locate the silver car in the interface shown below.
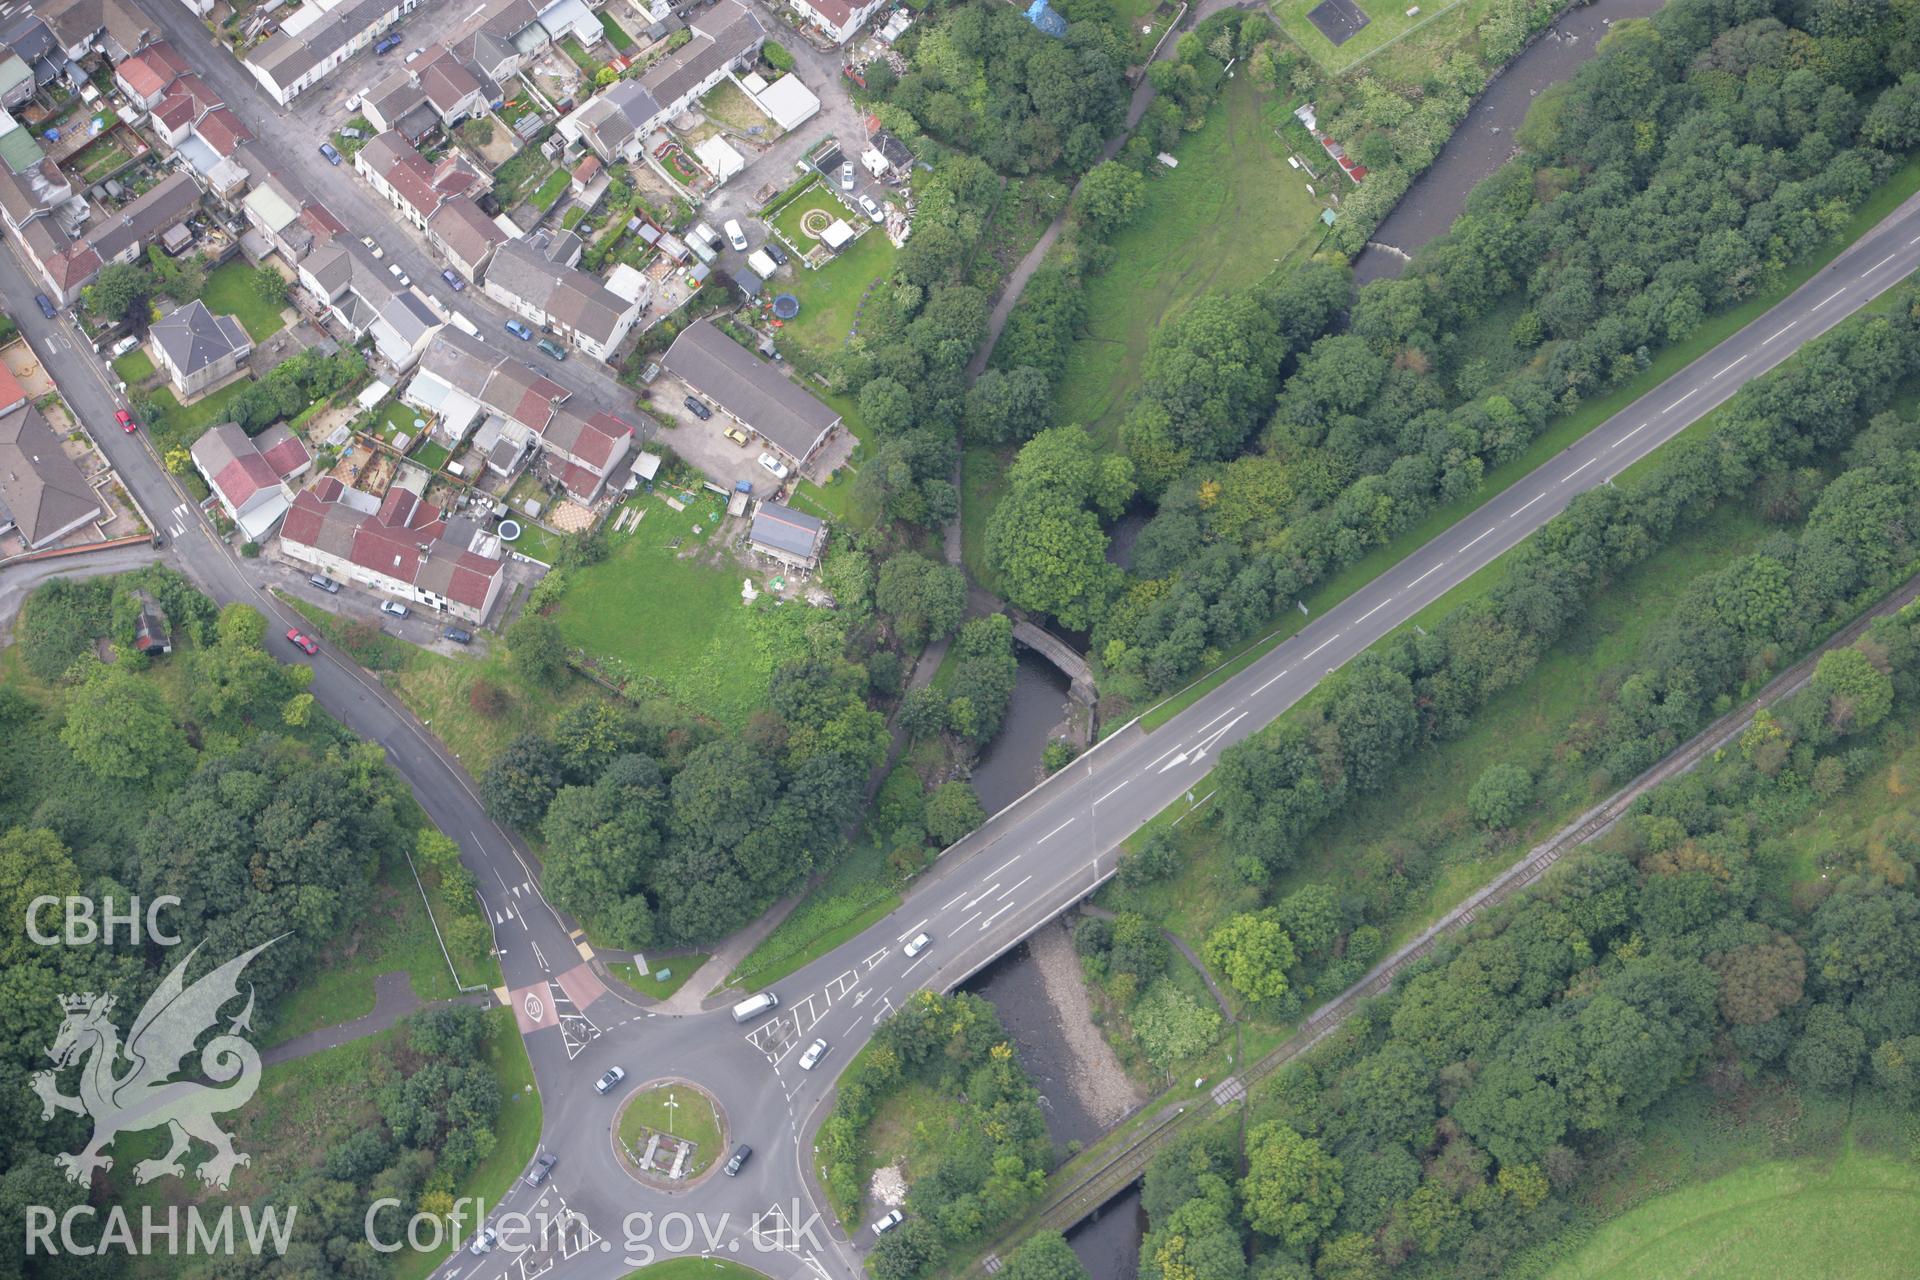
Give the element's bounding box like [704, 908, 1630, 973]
[858, 193, 883, 224]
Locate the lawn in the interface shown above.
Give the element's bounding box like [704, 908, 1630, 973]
[505, 519, 568, 565]
[1273, 0, 1494, 75]
[145, 377, 254, 457]
[414, 439, 451, 472]
[548, 494, 802, 729]
[610, 955, 708, 1001]
[1051, 74, 1322, 448]
[701, 79, 775, 134]
[622, 1260, 770, 1279]
[729, 835, 898, 989]
[201, 259, 288, 341]
[960, 445, 1011, 593]
[600, 11, 636, 50]
[773, 226, 898, 362]
[531, 168, 570, 212]
[559, 34, 597, 71]
[618, 1083, 723, 1176]
[112, 346, 153, 384]
[492, 144, 556, 207]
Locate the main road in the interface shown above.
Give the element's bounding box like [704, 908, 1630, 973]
[18, 4, 1920, 1277]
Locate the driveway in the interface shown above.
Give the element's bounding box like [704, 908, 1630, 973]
[644, 368, 783, 496]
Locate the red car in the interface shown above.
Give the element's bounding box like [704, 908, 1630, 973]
[285, 628, 318, 655]
[115, 408, 137, 433]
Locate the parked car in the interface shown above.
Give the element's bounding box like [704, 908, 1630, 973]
[467, 1226, 497, 1256]
[318, 142, 342, 165]
[537, 338, 567, 361]
[34, 293, 55, 318]
[872, 1210, 904, 1235]
[839, 161, 855, 191]
[387, 263, 410, 286]
[724, 425, 750, 447]
[441, 267, 465, 291]
[308, 573, 341, 594]
[683, 395, 712, 421]
[723, 218, 749, 252]
[344, 93, 361, 111]
[858, 193, 883, 223]
[724, 1144, 752, 1177]
[594, 1066, 626, 1095]
[379, 600, 409, 618]
[798, 1038, 828, 1070]
[757, 451, 790, 480]
[505, 319, 533, 340]
[115, 408, 137, 433]
[763, 242, 788, 267]
[526, 1152, 558, 1187]
[444, 627, 473, 645]
[374, 34, 401, 55]
[904, 932, 932, 958]
[404, 47, 424, 63]
[285, 628, 318, 655]
[360, 234, 383, 258]
[339, 126, 363, 140]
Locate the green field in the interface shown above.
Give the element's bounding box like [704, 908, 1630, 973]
[1274, 0, 1494, 75]
[770, 194, 897, 361]
[1549, 1138, 1920, 1280]
[549, 494, 793, 729]
[145, 377, 253, 457]
[112, 346, 154, 384]
[611, 955, 708, 1000]
[1051, 74, 1323, 446]
[730, 836, 898, 988]
[622, 1259, 769, 1280]
[619, 1083, 723, 1176]
[202, 259, 289, 341]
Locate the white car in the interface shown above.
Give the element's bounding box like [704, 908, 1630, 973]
[379, 600, 409, 618]
[859, 194, 884, 223]
[872, 1210, 904, 1235]
[361, 235, 384, 259]
[904, 932, 931, 958]
[388, 263, 410, 286]
[798, 1038, 828, 1070]
[724, 218, 748, 252]
[758, 452, 790, 481]
[594, 1066, 626, 1095]
[404, 47, 424, 63]
[839, 161, 855, 191]
[467, 1226, 497, 1256]
[345, 94, 361, 112]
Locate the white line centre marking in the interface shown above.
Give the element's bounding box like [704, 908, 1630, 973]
[1664, 388, 1697, 412]
[1037, 819, 1075, 845]
[987, 855, 1021, 878]
[1763, 321, 1795, 344]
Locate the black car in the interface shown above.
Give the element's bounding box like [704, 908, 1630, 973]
[683, 395, 712, 420]
[763, 242, 788, 267]
[444, 627, 473, 645]
[724, 1144, 752, 1177]
[33, 293, 55, 319]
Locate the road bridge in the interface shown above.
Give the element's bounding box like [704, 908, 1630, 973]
[1011, 618, 1097, 705]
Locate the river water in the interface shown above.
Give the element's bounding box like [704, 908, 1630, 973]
[962, 13, 1661, 1272]
[1352, 0, 1669, 287]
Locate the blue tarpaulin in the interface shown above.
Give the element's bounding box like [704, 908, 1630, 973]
[1025, 0, 1068, 37]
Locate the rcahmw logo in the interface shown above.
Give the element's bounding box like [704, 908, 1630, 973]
[26, 936, 297, 1257]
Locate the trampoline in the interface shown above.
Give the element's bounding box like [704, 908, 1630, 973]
[1307, 0, 1371, 45]
[772, 294, 801, 320]
[498, 519, 522, 541]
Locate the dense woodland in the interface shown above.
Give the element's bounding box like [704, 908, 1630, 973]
[983, 0, 1920, 710]
[0, 571, 502, 1279]
[495, 550, 1016, 948]
[1133, 583, 1920, 1279]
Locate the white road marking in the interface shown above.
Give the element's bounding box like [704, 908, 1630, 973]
[1763, 321, 1795, 344]
[998, 875, 1032, 900]
[1253, 666, 1291, 695]
[1095, 780, 1130, 806]
[987, 855, 1021, 878]
[940, 891, 967, 911]
[1462, 528, 1494, 550]
[1817, 288, 1845, 309]
[1037, 818, 1075, 844]
[958, 910, 981, 930]
[1197, 706, 1239, 732]
[895, 919, 928, 943]
[1567, 458, 1594, 478]
[978, 901, 1017, 931]
[1512, 492, 1545, 516]
[1869, 253, 1897, 273]
[1713, 353, 1747, 378]
[1613, 422, 1648, 448]
[864, 948, 888, 968]
[961, 884, 999, 912]
[1356, 600, 1386, 623]
[1411, 565, 1439, 586]
[1664, 388, 1697, 412]
[903, 956, 926, 978]
[1303, 636, 1335, 661]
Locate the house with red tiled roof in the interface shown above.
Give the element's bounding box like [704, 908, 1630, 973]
[113, 40, 190, 109]
[189, 421, 312, 543]
[354, 131, 488, 231]
[279, 476, 506, 623]
[149, 72, 222, 147]
[784, 0, 885, 45]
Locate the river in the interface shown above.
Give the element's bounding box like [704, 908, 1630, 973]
[1352, 0, 1668, 287]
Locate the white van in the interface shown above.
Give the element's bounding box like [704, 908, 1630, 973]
[723, 218, 748, 252]
[692, 222, 723, 250]
[731, 991, 779, 1023]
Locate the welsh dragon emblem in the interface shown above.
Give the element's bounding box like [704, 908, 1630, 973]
[32, 938, 279, 1190]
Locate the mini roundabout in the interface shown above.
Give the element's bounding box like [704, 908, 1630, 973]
[611, 1077, 729, 1191]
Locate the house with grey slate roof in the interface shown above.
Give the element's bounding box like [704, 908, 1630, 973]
[151, 299, 252, 397]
